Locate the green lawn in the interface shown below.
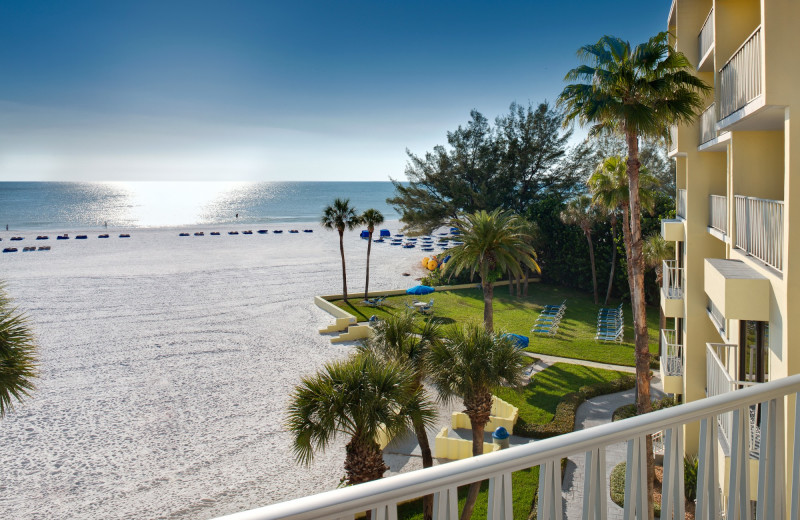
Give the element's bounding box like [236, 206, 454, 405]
[334, 283, 660, 366]
[496, 362, 630, 429]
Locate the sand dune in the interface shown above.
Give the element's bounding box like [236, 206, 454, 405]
[0, 222, 433, 519]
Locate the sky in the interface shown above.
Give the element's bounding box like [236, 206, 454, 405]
[0, 1, 670, 182]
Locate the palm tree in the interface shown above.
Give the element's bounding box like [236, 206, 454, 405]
[357, 311, 440, 520]
[0, 283, 38, 418]
[361, 209, 384, 300]
[444, 209, 540, 332]
[588, 156, 658, 303]
[321, 198, 363, 303]
[643, 233, 675, 356]
[286, 354, 435, 487]
[560, 195, 601, 304]
[560, 32, 709, 516]
[427, 323, 527, 520]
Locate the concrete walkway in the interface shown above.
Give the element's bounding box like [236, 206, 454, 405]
[522, 351, 637, 374]
[561, 376, 665, 519]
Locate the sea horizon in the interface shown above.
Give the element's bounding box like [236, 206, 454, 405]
[0, 181, 403, 231]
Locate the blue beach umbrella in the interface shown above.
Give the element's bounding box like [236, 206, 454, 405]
[380, 229, 391, 237]
[501, 333, 529, 349]
[406, 285, 435, 295]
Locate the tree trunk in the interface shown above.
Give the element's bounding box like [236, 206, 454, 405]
[584, 228, 598, 305]
[625, 130, 654, 519]
[460, 392, 492, 520]
[523, 266, 530, 297]
[413, 417, 434, 520]
[604, 216, 617, 306]
[508, 269, 513, 295]
[364, 231, 373, 300]
[339, 229, 349, 302]
[344, 438, 388, 486]
[621, 205, 634, 300]
[482, 281, 494, 332]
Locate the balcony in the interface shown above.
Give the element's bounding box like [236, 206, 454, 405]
[660, 329, 683, 395]
[697, 8, 714, 70]
[661, 260, 684, 319]
[215, 375, 800, 520]
[677, 189, 686, 219]
[734, 195, 784, 271]
[719, 27, 762, 120]
[708, 194, 727, 236]
[699, 103, 716, 145]
[706, 343, 761, 458]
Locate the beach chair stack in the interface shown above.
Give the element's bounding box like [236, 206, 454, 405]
[596, 303, 624, 342]
[531, 300, 566, 336]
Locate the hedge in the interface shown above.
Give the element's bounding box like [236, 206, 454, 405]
[513, 375, 636, 438]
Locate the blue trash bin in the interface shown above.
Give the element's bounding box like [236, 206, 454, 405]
[492, 426, 510, 449]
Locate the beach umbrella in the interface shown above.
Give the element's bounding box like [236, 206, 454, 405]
[501, 333, 529, 349]
[380, 229, 391, 237]
[406, 285, 435, 295]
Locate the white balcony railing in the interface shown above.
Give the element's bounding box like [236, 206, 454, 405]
[215, 375, 800, 520]
[677, 188, 687, 218]
[663, 260, 684, 300]
[668, 125, 678, 153]
[709, 194, 727, 235]
[706, 343, 761, 457]
[698, 7, 714, 63]
[700, 103, 716, 144]
[734, 195, 784, 271]
[661, 328, 683, 376]
[719, 26, 762, 119]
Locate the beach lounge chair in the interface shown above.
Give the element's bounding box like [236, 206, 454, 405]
[595, 324, 624, 343]
[179, 233, 190, 237]
[211, 232, 221, 236]
[98, 234, 109, 238]
[258, 230, 268, 234]
[243, 230, 253, 235]
[362, 296, 386, 307]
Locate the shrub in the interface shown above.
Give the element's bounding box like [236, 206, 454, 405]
[684, 455, 698, 501]
[612, 395, 679, 422]
[513, 375, 636, 438]
[610, 462, 662, 517]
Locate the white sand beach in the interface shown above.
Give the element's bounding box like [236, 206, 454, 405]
[0, 223, 436, 519]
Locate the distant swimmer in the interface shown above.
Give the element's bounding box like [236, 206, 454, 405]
[236, 213, 239, 219]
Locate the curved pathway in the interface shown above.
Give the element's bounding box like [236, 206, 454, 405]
[561, 377, 665, 519]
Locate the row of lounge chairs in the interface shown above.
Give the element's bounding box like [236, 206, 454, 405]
[595, 303, 624, 342]
[3, 246, 50, 252]
[179, 229, 314, 237]
[531, 300, 566, 336]
[2, 234, 120, 241]
[361, 296, 386, 307]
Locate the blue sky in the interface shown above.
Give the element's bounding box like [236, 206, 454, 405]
[0, 1, 669, 181]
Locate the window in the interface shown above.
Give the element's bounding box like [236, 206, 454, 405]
[739, 320, 769, 384]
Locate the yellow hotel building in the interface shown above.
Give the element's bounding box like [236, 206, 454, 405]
[663, 0, 800, 504]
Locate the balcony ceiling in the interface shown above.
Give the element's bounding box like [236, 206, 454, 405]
[720, 104, 785, 133]
[704, 258, 770, 321]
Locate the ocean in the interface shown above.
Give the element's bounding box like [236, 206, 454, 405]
[0, 181, 402, 230]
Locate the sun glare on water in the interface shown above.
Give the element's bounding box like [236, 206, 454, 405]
[105, 181, 253, 228]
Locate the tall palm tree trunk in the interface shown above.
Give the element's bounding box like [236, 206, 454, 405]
[621, 205, 634, 299]
[482, 281, 494, 332]
[625, 131, 655, 518]
[604, 216, 617, 305]
[413, 418, 434, 520]
[364, 232, 373, 299]
[583, 229, 598, 304]
[339, 230, 349, 302]
[508, 269, 514, 296]
[460, 393, 492, 520]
